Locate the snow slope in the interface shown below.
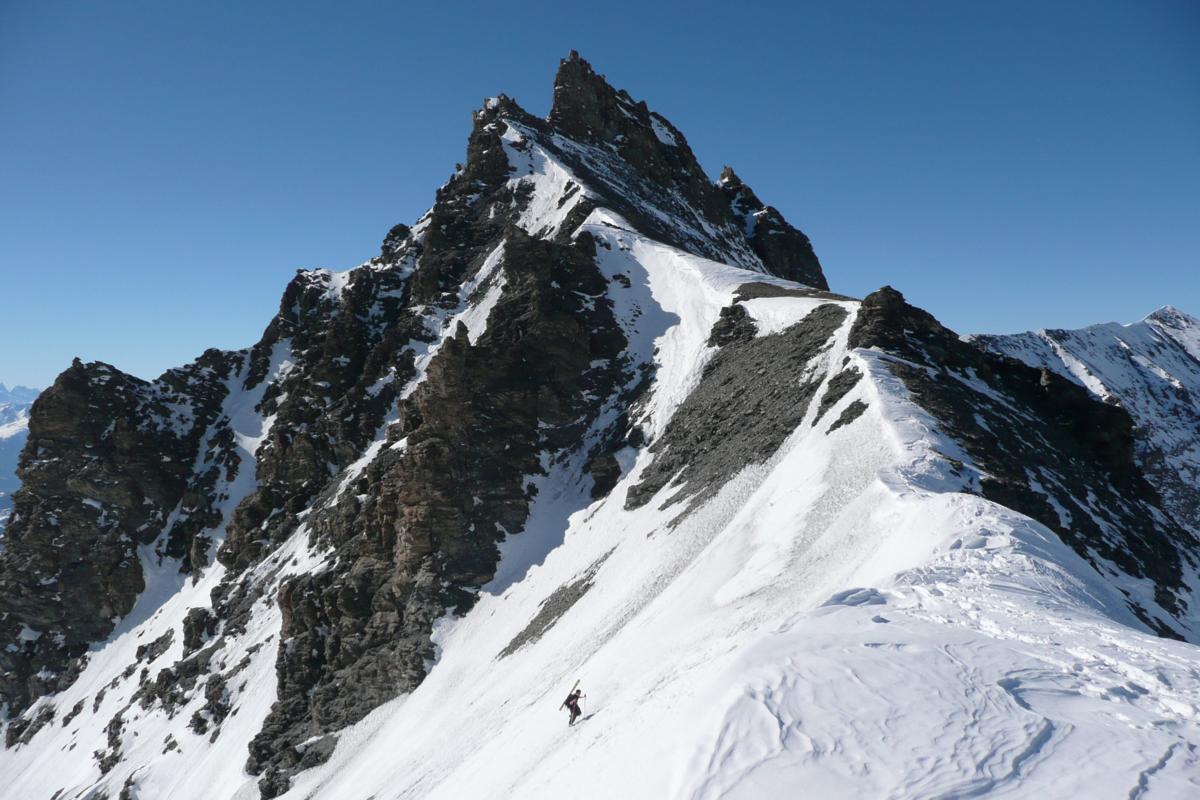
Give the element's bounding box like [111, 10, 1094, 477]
[272, 227, 1200, 800]
[4, 220, 1198, 800]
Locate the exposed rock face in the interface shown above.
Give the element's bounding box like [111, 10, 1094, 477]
[0, 355, 234, 715]
[850, 287, 1199, 637]
[628, 303, 847, 512]
[215, 254, 423, 576]
[717, 167, 828, 290]
[813, 367, 862, 424]
[825, 398, 868, 433]
[245, 228, 631, 794]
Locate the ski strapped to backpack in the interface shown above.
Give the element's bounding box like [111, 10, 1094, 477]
[559, 679, 581, 710]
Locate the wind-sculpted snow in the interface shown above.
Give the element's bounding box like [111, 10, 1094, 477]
[685, 506, 1200, 799]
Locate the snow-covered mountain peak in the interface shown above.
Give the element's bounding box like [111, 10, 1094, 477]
[455, 51, 830, 289]
[1146, 303, 1194, 324]
[1146, 303, 1200, 354]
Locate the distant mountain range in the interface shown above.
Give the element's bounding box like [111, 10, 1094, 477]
[0, 383, 38, 533]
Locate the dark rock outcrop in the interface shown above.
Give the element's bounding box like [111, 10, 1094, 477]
[628, 303, 847, 512]
[182, 607, 217, 655]
[814, 368, 863, 424]
[850, 287, 1197, 637]
[216, 258, 421, 575]
[0, 353, 235, 717]
[245, 226, 632, 794]
[707, 303, 759, 347]
[498, 550, 613, 659]
[718, 167, 828, 290]
[826, 399, 868, 433]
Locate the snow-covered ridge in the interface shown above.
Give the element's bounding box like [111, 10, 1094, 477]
[975, 308, 1200, 539]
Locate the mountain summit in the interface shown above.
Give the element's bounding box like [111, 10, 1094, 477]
[0, 55, 1196, 800]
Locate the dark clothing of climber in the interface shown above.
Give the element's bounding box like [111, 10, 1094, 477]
[564, 689, 585, 726]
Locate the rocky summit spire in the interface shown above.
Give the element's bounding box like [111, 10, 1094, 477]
[548, 50, 627, 143]
[717, 166, 760, 207]
[548, 50, 691, 157]
[717, 165, 829, 290]
[545, 52, 828, 290]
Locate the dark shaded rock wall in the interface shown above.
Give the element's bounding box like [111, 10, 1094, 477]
[717, 167, 828, 290]
[0, 353, 235, 717]
[246, 228, 631, 796]
[216, 256, 420, 574]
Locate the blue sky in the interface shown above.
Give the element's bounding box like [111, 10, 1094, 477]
[2, 1, 1197, 388]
